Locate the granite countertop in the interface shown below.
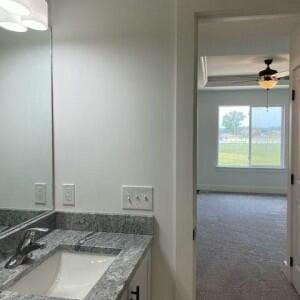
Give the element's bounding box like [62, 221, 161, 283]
[0, 229, 153, 300]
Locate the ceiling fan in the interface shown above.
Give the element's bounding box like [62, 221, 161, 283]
[226, 58, 290, 108]
[204, 58, 290, 107]
[220, 58, 290, 89]
[257, 59, 289, 90]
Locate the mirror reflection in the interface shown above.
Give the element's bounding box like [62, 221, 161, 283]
[0, 28, 53, 234]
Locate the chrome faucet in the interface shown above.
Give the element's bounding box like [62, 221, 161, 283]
[5, 228, 49, 269]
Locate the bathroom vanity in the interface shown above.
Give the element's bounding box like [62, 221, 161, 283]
[0, 212, 153, 300]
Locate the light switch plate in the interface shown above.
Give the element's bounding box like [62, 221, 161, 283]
[122, 185, 153, 211]
[34, 183, 47, 205]
[63, 184, 75, 207]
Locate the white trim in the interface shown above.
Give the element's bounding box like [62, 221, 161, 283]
[190, 10, 300, 300]
[197, 12, 300, 23]
[197, 184, 287, 195]
[289, 65, 300, 291]
[199, 85, 290, 91]
[215, 166, 287, 172]
[200, 56, 208, 86]
[249, 106, 252, 165]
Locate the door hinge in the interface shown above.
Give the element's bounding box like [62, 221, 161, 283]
[290, 256, 294, 267]
[291, 174, 295, 185]
[193, 228, 196, 241]
[292, 89, 296, 101]
[130, 286, 140, 300]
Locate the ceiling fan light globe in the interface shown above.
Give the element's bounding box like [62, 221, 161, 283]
[259, 77, 278, 90]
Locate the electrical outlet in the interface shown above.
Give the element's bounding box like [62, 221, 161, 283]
[122, 186, 153, 211]
[63, 184, 75, 207]
[34, 183, 47, 205]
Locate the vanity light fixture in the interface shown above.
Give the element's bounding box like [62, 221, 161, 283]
[22, 18, 46, 30]
[21, 0, 47, 31]
[0, 0, 30, 16]
[0, 0, 48, 32]
[0, 7, 27, 32]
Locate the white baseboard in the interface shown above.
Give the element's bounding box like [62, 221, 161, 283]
[197, 184, 287, 195]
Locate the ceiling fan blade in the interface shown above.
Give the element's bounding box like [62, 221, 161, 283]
[229, 75, 258, 79]
[206, 80, 258, 87]
[224, 80, 257, 84]
[276, 71, 289, 78]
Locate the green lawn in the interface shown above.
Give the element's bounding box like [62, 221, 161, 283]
[218, 143, 281, 167]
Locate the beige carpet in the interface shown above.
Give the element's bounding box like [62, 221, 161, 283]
[197, 193, 300, 300]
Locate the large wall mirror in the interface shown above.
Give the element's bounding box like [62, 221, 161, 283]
[0, 27, 53, 236]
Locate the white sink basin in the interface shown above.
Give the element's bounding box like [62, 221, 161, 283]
[9, 250, 117, 300]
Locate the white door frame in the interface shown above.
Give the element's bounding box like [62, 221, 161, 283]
[194, 10, 297, 294]
[288, 65, 300, 287]
[283, 65, 300, 282]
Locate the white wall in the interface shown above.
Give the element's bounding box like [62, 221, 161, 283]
[197, 89, 290, 194]
[0, 30, 53, 210]
[50, 0, 176, 299]
[291, 26, 300, 70]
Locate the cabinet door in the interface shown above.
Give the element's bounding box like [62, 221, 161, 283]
[120, 288, 128, 300]
[128, 250, 151, 300]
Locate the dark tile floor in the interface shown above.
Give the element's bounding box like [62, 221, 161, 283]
[197, 192, 300, 300]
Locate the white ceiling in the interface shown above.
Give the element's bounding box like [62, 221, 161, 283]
[197, 15, 299, 89]
[198, 15, 300, 56]
[207, 54, 289, 77]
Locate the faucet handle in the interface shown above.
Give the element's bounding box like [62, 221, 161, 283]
[38, 242, 47, 249]
[18, 228, 49, 252]
[24, 228, 49, 233]
[23, 228, 49, 239]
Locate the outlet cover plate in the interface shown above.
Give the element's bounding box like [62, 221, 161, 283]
[34, 183, 47, 205]
[122, 185, 153, 211]
[63, 184, 75, 207]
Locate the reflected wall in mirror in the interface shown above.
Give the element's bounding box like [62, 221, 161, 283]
[0, 28, 53, 235]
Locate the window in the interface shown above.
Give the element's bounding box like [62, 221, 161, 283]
[218, 105, 284, 168]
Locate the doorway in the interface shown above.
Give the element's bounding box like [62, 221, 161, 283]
[196, 14, 300, 299]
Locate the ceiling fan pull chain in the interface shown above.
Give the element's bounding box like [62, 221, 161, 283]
[266, 89, 269, 111]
